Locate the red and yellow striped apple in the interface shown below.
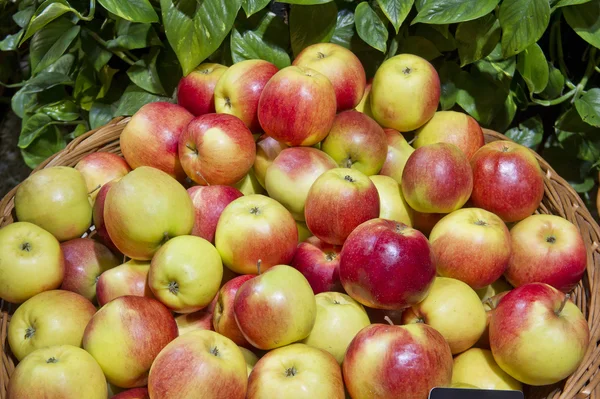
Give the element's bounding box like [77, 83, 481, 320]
[112, 387, 150, 399]
[96, 260, 153, 306]
[369, 175, 413, 226]
[75, 152, 130, 203]
[177, 63, 228, 116]
[92, 180, 119, 252]
[452, 348, 523, 391]
[253, 134, 288, 188]
[379, 128, 414, 184]
[187, 185, 243, 242]
[291, 236, 342, 294]
[176, 310, 213, 335]
[213, 274, 254, 346]
[412, 210, 446, 237]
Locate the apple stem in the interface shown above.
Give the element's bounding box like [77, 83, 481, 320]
[256, 259, 262, 275]
[88, 184, 101, 196]
[483, 297, 495, 309]
[194, 170, 210, 186]
[384, 316, 394, 326]
[556, 293, 571, 316]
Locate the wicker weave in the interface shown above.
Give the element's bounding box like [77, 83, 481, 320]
[0, 119, 599, 399]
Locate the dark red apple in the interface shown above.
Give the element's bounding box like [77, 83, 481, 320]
[187, 185, 243, 243]
[291, 236, 342, 294]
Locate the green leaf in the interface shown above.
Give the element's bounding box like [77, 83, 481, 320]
[456, 14, 501, 66]
[456, 67, 509, 126]
[540, 63, 565, 99]
[66, 124, 88, 140]
[42, 53, 76, 75]
[553, 0, 591, 9]
[13, 7, 35, 28]
[161, 0, 242, 75]
[18, 113, 53, 148]
[106, 20, 162, 50]
[40, 100, 80, 121]
[156, 45, 182, 97]
[98, 65, 118, 98]
[242, 0, 271, 17]
[330, 8, 355, 48]
[290, 3, 338, 56]
[474, 55, 516, 93]
[21, 0, 84, 44]
[412, 0, 500, 25]
[499, 0, 550, 57]
[505, 115, 543, 149]
[22, 72, 74, 93]
[557, 105, 599, 134]
[81, 29, 113, 72]
[127, 48, 166, 95]
[278, 0, 334, 4]
[32, 25, 80, 75]
[90, 102, 116, 129]
[570, 177, 595, 193]
[355, 2, 388, 53]
[489, 91, 517, 131]
[575, 88, 600, 127]
[414, 25, 456, 51]
[563, 2, 600, 49]
[97, 0, 158, 23]
[376, 0, 414, 33]
[11, 89, 37, 119]
[74, 62, 98, 110]
[0, 31, 24, 51]
[115, 84, 172, 116]
[438, 61, 462, 110]
[21, 125, 66, 169]
[397, 36, 441, 60]
[516, 43, 549, 94]
[30, 18, 74, 74]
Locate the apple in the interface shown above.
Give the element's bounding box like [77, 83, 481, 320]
[321, 110, 388, 176]
[179, 113, 256, 185]
[214, 59, 278, 132]
[254, 134, 288, 188]
[213, 275, 254, 346]
[291, 236, 342, 294]
[15, 166, 92, 241]
[402, 143, 473, 213]
[0, 222, 64, 303]
[365, 307, 404, 326]
[379, 128, 415, 184]
[304, 168, 380, 245]
[7, 345, 107, 399]
[475, 290, 511, 350]
[292, 42, 366, 111]
[104, 166, 194, 260]
[83, 296, 178, 388]
[402, 277, 487, 354]
[370, 54, 440, 132]
[233, 169, 266, 195]
[412, 211, 445, 237]
[112, 387, 150, 399]
[355, 81, 372, 117]
[176, 310, 213, 335]
[296, 221, 312, 243]
[247, 343, 344, 399]
[470, 140, 544, 222]
[506, 214, 587, 292]
[8, 290, 96, 360]
[414, 111, 485, 159]
[452, 348, 523, 391]
[340, 219, 436, 310]
[265, 147, 336, 221]
[149, 235, 223, 313]
[429, 208, 511, 289]
[476, 278, 513, 302]
[177, 63, 228, 116]
[96, 260, 153, 306]
[120, 102, 193, 181]
[257, 65, 337, 146]
[234, 265, 316, 350]
[215, 194, 297, 274]
[148, 330, 247, 399]
[240, 346, 259, 376]
[369, 175, 413, 226]
[343, 323, 453, 399]
[187, 185, 243, 242]
[490, 283, 589, 385]
[302, 292, 370, 364]
[75, 152, 131, 204]
[60, 237, 120, 303]
[92, 180, 119, 252]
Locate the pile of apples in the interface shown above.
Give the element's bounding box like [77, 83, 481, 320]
[0, 43, 591, 399]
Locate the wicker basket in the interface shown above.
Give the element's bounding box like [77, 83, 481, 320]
[1, 118, 599, 399]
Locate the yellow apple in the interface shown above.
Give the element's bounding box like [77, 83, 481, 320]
[355, 82, 373, 118]
[296, 221, 312, 243]
[233, 169, 266, 195]
[240, 346, 259, 376]
[379, 128, 415, 184]
[175, 310, 213, 335]
[452, 348, 523, 391]
[369, 175, 413, 226]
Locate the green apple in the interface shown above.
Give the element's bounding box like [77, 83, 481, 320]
[240, 346, 259, 376]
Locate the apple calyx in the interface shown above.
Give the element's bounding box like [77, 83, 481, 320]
[316, 51, 326, 59]
[24, 326, 35, 339]
[325, 252, 337, 262]
[344, 175, 356, 183]
[20, 242, 31, 252]
[384, 316, 395, 326]
[210, 346, 220, 357]
[46, 357, 58, 364]
[402, 67, 412, 75]
[474, 219, 488, 226]
[546, 235, 557, 244]
[285, 366, 298, 377]
[168, 281, 180, 295]
[556, 293, 571, 316]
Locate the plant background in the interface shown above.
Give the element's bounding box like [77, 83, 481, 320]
[0, 0, 599, 216]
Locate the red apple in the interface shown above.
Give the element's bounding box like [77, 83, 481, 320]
[304, 168, 380, 245]
[179, 113, 256, 185]
[258, 65, 337, 146]
[506, 214, 587, 292]
[321, 110, 388, 176]
[339, 219, 436, 310]
[75, 152, 131, 203]
[112, 388, 150, 399]
[214, 59, 278, 132]
[120, 102, 193, 181]
[253, 134, 288, 188]
[343, 323, 453, 399]
[60, 237, 120, 303]
[187, 185, 243, 242]
[213, 275, 254, 346]
[292, 42, 366, 111]
[402, 143, 473, 213]
[177, 63, 228, 116]
[470, 140, 544, 222]
[175, 310, 213, 336]
[92, 181, 119, 252]
[412, 210, 445, 237]
[291, 236, 342, 294]
[96, 260, 153, 307]
[379, 128, 415, 184]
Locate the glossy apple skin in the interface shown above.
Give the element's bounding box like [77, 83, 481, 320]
[343, 323, 453, 399]
[177, 63, 228, 116]
[304, 168, 380, 246]
[452, 348, 522, 391]
[187, 185, 243, 243]
[321, 110, 387, 176]
[355, 82, 372, 118]
[470, 140, 544, 222]
[291, 236, 342, 294]
[92, 181, 119, 252]
[379, 128, 415, 184]
[293, 42, 366, 111]
[506, 214, 587, 292]
[370, 54, 440, 132]
[214, 59, 278, 132]
[75, 152, 131, 203]
[247, 343, 345, 399]
[412, 210, 445, 237]
[414, 111, 484, 159]
[429, 208, 511, 289]
[213, 275, 254, 346]
[233, 169, 266, 196]
[369, 175, 413, 226]
[490, 283, 589, 385]
[83, 296, 178, 388]
[179, 113, 256, 186]
[112, 387, 150, 399]
[253, 134, 288, 188]
[402, 143, 473, 213]
[265, 147, 336, 221]
[215, 195, 298, 274]
[340, 219, 435, 310]
[96, 260, 153, 307]
[258, 66, 337, 146]
[120, 102, 193, 182]
[176, 310, 213, 335]
[148, 330, 247, 399]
